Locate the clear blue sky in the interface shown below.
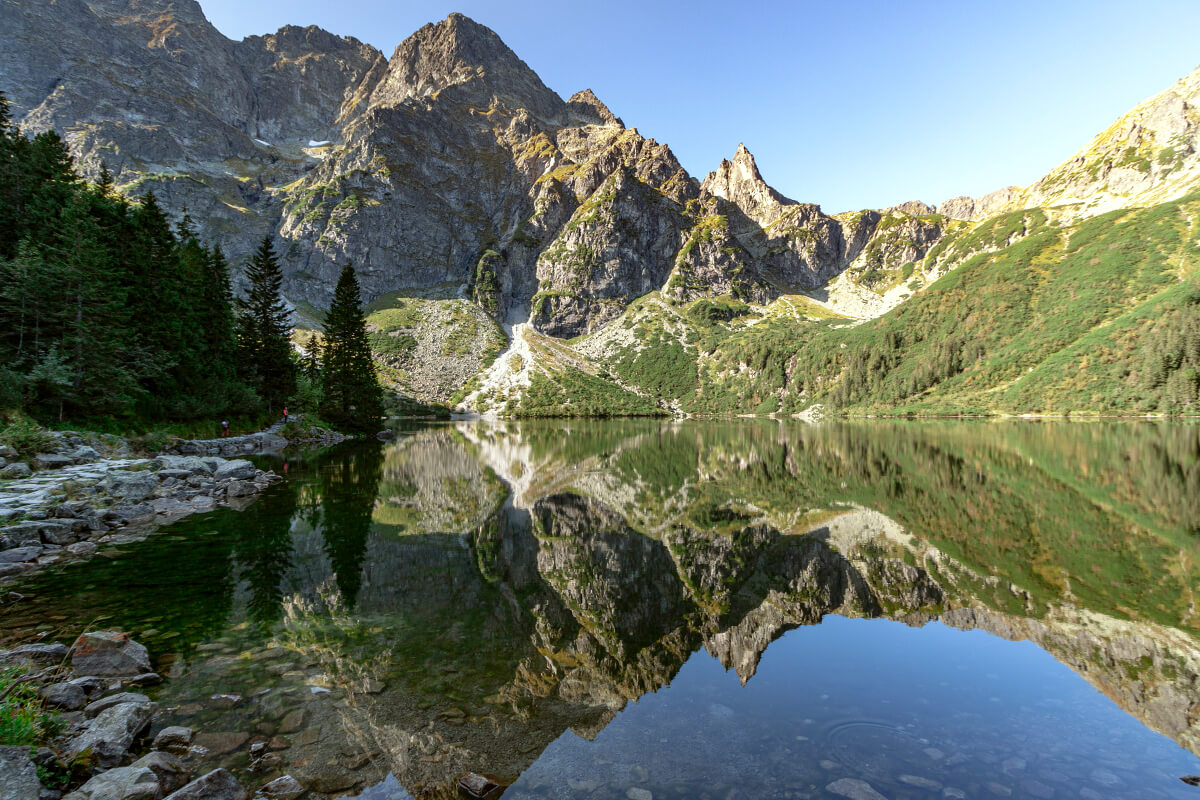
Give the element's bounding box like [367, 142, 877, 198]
[197, 0, 1200, 214]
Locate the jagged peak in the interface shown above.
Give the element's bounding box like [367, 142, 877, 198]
[567, 89, 623, 128]
[701, 143, 796, 226]
[886, 200, 935, 217]
[370, 12, 564, 120]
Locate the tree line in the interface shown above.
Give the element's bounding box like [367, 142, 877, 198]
[0, 91, 382, 433]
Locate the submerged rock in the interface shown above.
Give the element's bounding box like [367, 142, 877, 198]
[162, 769, 247, 800]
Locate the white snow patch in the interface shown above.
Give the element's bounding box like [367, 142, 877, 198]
[307, 140, 332, 147]
[254, 138, 272, 146]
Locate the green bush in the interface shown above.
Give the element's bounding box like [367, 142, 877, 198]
[0, 666, 62, 746]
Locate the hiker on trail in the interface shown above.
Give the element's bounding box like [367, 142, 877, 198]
[221, 419, 230, 438]
[282, 406, 289, 424]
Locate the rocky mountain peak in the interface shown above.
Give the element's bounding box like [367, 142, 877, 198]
[887, 200, 935, 217]
[701, 143, 797, 227]
[369, 12, 565, 121]
[567, 89, 623, 128]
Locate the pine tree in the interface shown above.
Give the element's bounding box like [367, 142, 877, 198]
[237, 235, 296, 410]
[302, 332, 322, 381]
[320, 264, 383, 432]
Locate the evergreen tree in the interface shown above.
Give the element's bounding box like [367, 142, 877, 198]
[236, 236, 296, 411]
[320, 264, 383, 432]
[302, 332, 322, 381]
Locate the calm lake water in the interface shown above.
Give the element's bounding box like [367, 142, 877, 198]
[2, 419, 1199, 799]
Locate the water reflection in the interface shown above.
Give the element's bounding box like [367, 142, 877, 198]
[1, 420, 1198, 798]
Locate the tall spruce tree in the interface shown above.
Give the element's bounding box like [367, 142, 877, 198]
[320, 264, 383, 432]
[237, 235, 296, 411]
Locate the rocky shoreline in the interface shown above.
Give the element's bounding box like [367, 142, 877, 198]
[0, 631, 303, 800]
[0, 424, 350, 584]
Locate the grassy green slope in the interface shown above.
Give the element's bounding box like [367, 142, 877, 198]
[693, 193, 1200, 416]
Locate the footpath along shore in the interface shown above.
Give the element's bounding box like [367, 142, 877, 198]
[0, 418, 350, 583]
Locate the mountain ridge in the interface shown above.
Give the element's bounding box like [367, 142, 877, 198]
[2, 2, 1199, 414]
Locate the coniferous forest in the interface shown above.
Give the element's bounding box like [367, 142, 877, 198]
[0, 92, 382, 433]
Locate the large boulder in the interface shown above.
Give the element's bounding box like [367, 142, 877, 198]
[151, 726, 194, 753]
[259, 775, 305, 800]
[72, 632, 151, 677]
[62, 765, 160, 800]
[213, 460, 256, 481]
[163, 769, 247, 800]
[66, 700, 157, 768]
[0, 746, 41, 800]
[102, 471, 159, 502]
[0, 546, 43, 563]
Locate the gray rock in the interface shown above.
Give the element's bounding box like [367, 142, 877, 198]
[103, 504, 154, 526]
[132, 751, 189, 795]
[69, 676, 107, 698]
[0, 444, 17, 459]
[0, 522, 44, 548]
[0, 546, 43, 563]
[121, 673, 162, 688]
[162, 769, 247, 800]
[258, 776, 304, 800]
[102, 472, 159, 502]
[69, 446, 101, 464]
[0, 462, 32, 479]
[0, 745, 41, 800]
[213, 460, 256, 481]
[85, 693, 152, 718]
[152, 456, 213, 475]
[0, 642, 69, 668]
[33, 454, 74, 470]
[38, 521, 79, 546]
[72, 632, 152, 677]
[151, 726, 194, 752]
[61, 766, 159, 800]
[40, 681, 88, 710]
[66, 701, 157, 768]
[224, 481, 256, 498]
[66, 541, 98, 556]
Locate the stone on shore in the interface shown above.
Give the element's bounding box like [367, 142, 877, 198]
[33, 453, 74, 470]
[213, 460, 256, 481]
[826, 778, 888, 800]
[72, 632, 152, 677]
[40, 681, 88, 710]
[102, 471, 158, 502]
[67, 700, 157, 767]
[0, 746, 41, 800]
[62, 765, 160, 800]
[0, 462, 32, 479]
[0, 642, 69, 668]
[163, 769, 248, 800]
[85, 692, 152, 718]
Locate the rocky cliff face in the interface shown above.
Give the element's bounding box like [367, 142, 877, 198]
[0, 0, 956, 338]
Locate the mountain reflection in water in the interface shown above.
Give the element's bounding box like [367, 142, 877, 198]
[2, 419, 1198, 799]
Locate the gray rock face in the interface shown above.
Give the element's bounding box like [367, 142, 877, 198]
[162, 769, 247, 800]
[0, 746, 41, 800]
[62, 766, 160, 800]
[0, 3, 950, 340]
[72, 631, 152, 677]
[66, 700, 157, 767]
